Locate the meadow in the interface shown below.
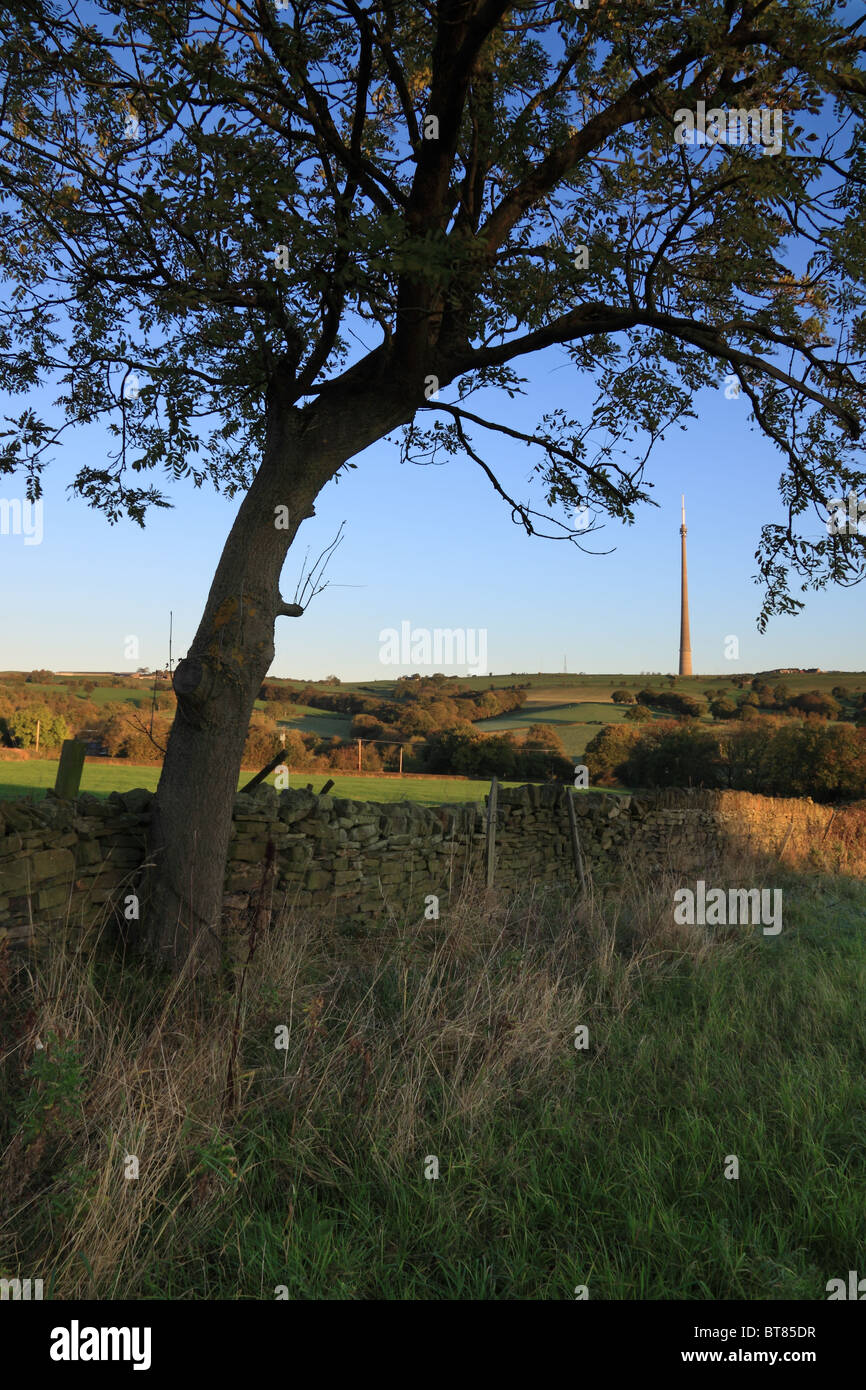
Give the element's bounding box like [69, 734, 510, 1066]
[271, 704, 353, 740]
[2, 668, 864, 799]
[2, 849, 864, 1298]
[474, 700, 634, 756]
[0, 760, 523, 807]
[1, 668, 864, 1299]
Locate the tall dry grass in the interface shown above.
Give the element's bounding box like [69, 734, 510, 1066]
[0, 838, 831, 1298]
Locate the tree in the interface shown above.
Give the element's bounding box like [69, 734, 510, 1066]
[787, 691, 842, 719]
[280, 728, 311, 769]
[3, 1, 866, 970]
[670, 693, 702, 718]
[709, 697, 738, 720]
[610, 689, 635, 705]
[620, 723, 724, 789]
[7, 706, 68, 749]
[523, 722, 565, 753]
[584, 722, 644, 784]
[637, 688, 701, 717]
[242, 711, 282, 767]
[624, 703, 653, 722]
[622, 717, 866, 799]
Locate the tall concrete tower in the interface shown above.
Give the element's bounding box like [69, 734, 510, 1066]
[678, 495, 693, 677]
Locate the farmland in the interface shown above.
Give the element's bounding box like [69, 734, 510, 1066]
[272, 703, 353, 740]
[474, 700, 635, 756]
[0, 759, 526, 807]
[2, 667, 865, 801]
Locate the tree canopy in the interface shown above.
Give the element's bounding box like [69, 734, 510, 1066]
[1, 0, 865, 625]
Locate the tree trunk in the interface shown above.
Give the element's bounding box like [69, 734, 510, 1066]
[133, 368, 413, 972]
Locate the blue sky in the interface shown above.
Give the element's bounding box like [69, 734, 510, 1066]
[1, 344, 862, 681]
[2, 5, 864, 682]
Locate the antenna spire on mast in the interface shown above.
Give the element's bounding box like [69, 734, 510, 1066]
[678, 497, 692, 676]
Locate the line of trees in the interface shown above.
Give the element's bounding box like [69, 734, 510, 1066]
[626, 680, 865, 724]
[585, 719, 866, 803]
[259, 679, 529, 735]
[0, 706, 69, 751]
[418, 728, 572, 782]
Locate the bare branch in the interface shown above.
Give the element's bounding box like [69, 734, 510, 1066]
[276, 521, 347, 617]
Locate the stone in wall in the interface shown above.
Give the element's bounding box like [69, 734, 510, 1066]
[1, 782, 863, 953]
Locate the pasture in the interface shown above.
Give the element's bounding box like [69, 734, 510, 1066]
[273, 704, 354, 740]
[0, 760, 525, 807]
[3, 668, 865, 799]
[4, 860, 865, 1298]
[474, 700, 635, 756]
[1, 667, 864, 1302]
[470, 671, 866, 758]
[322, 669, 866, 701]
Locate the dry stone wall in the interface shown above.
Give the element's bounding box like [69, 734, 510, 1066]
[0, 783, 863, 953]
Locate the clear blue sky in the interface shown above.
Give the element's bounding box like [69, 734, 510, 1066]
[2, 3, 863, 681]
[2, 342, 862, 680]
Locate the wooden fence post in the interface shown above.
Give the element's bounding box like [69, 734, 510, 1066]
[54, 739, 86, 800]
[820, 808, 837, 843]
[567, 788, 587, 893]
[240, 750, 289, 795]
[486, 776, 498, 888]
[776, 813, 796, 862]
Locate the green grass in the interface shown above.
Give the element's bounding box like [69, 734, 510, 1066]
[251, 702, 353, 739]
[475, 700, 637, 756]
[4, 866, 864, 1298]
[3, 667, 864, 804]
[84, 686, 151, 707]
[270, 773, 528, 804]
[0, 760, 528, 806]
[306, 670, 866, 702]
[276, 706, 354, 740]
[6, 670, 866, 707]
[0, 761, 161, 801]
[0, 681, 151, 706]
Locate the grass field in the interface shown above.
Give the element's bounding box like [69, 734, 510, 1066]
[472, 672, 866, 758]
[4, 668, 865, 792]
[3, 681, 153, 707]
[274, 705, 353, 740]
[7, 670, 866, 706]
[3, 859, 864, 1298]
[0, 760, 527, 807]
[475, 700, 637, 756]
[320, 670, 866, 700]
[260, 670, 866, 765]
[2, 676, 863, 1300]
